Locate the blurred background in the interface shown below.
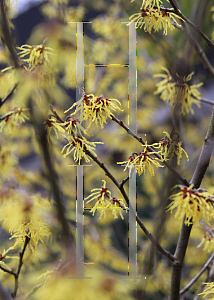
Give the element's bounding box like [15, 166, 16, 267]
[0, 0, 214, 299]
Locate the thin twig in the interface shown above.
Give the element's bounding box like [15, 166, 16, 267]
[200, 97, 214, 106]
[0, 236, 31, 298]
[12, 236, 30, 298]
[0, 83, 18, 108]
[110, 114, 190, 187]
[0, 237, 30, 298]
[158, 3, 214, 49]
[180, 253, 214, 295]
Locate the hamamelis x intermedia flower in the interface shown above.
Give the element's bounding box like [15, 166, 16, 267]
[0, 107, 29, 132]
[64, 92, 123, 129]
[85, 180, 127, 219]
[117, 143, 164, 176]
[0, 193, 51, 252]
[0, 247, 19, 271]
[157, 131, 189, 165]
[197, 229, 214, 252]
[64, 115, 88, 136]
[167, 184, 214, 226]
[154, 67, 203, 115]
[44, 117, 66, 140]
[61, 135, 103, 164]
[198, 282, 214, 299]
[129, 7, 182, 35]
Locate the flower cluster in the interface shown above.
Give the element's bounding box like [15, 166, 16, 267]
[17, 44, 54, 69]
[154, 67, 203, 115]
[65, 93, 122, 129]
[55, 92, 122, 163]
[158, 131, 189, 165]
[17, 43, 55, 86]
[45, 104, 103, 164]
[129, 8, 181, 35]
[61, 135, 103, 164]
[117, 144, 164, 176]
[85, 180, 128, 219]
[197, 229, 214, 252]
[0, 193, 52, 252]
[167, 184, 214, 226]
[0, 107, 29, 132]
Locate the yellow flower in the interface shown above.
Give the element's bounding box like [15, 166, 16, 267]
[158, 131, 189, 165]
[197, 230, 214, 252]
[35, 263, 135, 300]
[85, 180, 127, 219]
[128, 8, 182, 35]
[0, 67, 18, 99]
[131, 0, 163, 9]
[167, 184, 214, 226]
[64, 115, 88, 136]
[154, 67, 203, 115]
[61, 135, 103, 164]
[0, 107, 29, 133]
[65, 93, 123, 129]
[117, 144, 164, 176]
[0, 193, 52, 252]
[198, 282, 214, 299]
[44, 118, 66, 140]
[17, 44, 55, 87]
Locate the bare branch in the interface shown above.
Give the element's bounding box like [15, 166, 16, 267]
[0, 83, 18, 108]
[110, 114, 190, 187]
[180, 253, 214, 296]
[167, 0, 214, 79]
[83, 146, 175, 263]
[12, 236, 30, 298]
[159, 3, 214, 49]
[200, 97, 214, 106]
[169, 106, 214, 300]
[29, 100, 73, 248]
[0, 112, 13, 121]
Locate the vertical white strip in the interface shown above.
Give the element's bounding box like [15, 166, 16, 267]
[129, 166, 137, 277]
[76, 23, 85, 278]
[129, 22, 137, 134]
[76, 165, 84, 278]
